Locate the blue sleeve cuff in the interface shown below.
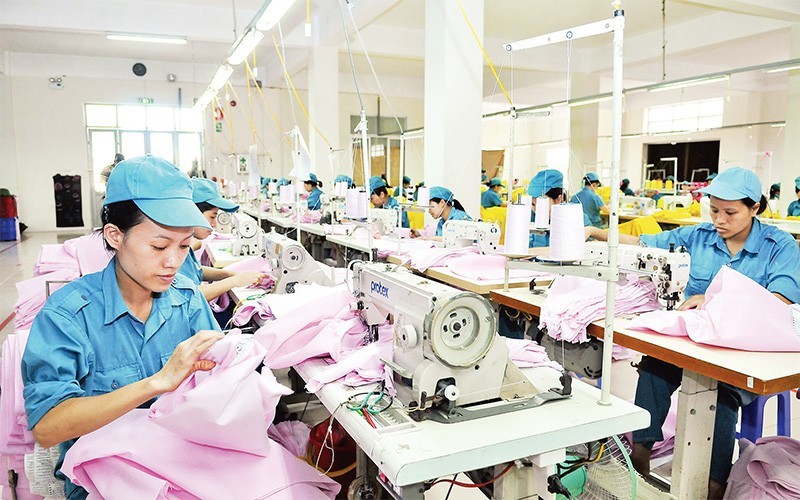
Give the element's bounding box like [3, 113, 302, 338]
[23, 381, 84, 430]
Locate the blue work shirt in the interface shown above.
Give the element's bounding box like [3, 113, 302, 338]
[385, 196, 410, 228]
[623, 187, 635, 196]
[640, 219, 800, 301]
[788, 200, 800, 217]
[177, 247, 203, 285]
[22, 259, 220, 499]
[306, 187, 323, 210]
[571, 187, 605, 228]
[436, 207, 472, 236]
[481, 189, 503, 208]
[529, 209, 592, 248]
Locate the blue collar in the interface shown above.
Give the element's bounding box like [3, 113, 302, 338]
[703, 218, 763, 257]
[102, 259, 189, 326]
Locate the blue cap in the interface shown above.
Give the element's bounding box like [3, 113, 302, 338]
[584, 172, 600, 183]
[277, 177, 290, 186]
[429, 186, 454, 202]
[621, 178, 630, 184]
[192, 178, 239, 212]
[369, 176, 385, 194]
[707, 173, 717, 181]
[488, 177, 503, 187]
[105, 155, 211, 229]
[698, 167, 761, 202]
[771, 182, 781, 191]
[305, 173, 318, 184]
[481, 174, 488, 182]
[795, 176, 800, 190]
[334, 175, 354, 187]
[527, 169, 564, 197]
[403, 175, 411, 184]
[666, 175, 676, 181]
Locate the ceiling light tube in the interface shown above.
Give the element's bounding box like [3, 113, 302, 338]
[764, 64, 800, 74]
[648, 75, 729, 93]
[228, 29, 265, 65]
[256, 0, 297, 31]
[568, 95, 613, 107]
[195, 88, 217, 110]
[209, 64, 234, 91]
[106, 32, 187, 45]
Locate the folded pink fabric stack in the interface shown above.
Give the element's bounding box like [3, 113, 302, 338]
[14, 268, 79, 331]
[725, 436, 800, 499]
[33, 244, 78, 276]
[504, 338, 563, 370]
[628, 267, 800, 351]
[540, 274, 661, 343]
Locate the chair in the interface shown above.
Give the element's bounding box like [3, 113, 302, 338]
[738, 391, 792, 442]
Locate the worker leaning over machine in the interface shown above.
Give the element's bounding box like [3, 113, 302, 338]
[369, 176, 409, 228]
[410, 186, 471, 240]
[571, 172, 609, 228]
[481, 177, 508, 208]
[303, 173, 324, 211]
[21, 156, 224, 499]
[614, 167, 800, 498]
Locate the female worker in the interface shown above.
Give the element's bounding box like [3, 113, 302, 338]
[620, 168, 800, 498]
[571, 172, 609, 228]
[481, 178, 508, 208]
[22, 156, 223, 499]
[333, 175, 355, 189]
[303, 173, 324, 210]
[410, 186, 471, 239]
[369, 176, 409, 228]
[179, 178, 269, 302]
[394, 175, 412, 201]
[788, 176, 800, 217]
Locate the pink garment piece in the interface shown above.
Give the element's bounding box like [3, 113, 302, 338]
[149, 333, 291, 456]
[62, 410, 340, 499]
[540, 274, 661, 343]
[1, 455, 39, 500]
[407, 246, 477, 272]
[0, 332, 34, 456]
[268, 421, 311, 458]
[370, 237, 436, 259]
[627, 267, 800, 352]
[14, 268, 79, 331]
[221, 255, 273, 274]
[304, 331, 394, 393]
[33, 244, 78, 276]
[231, 300, 274, 326]
[724, 436, 800, 500]
[207, 291, 230, 314]
[446, 253, 550, 281]
[73, 231, 114, 275]
[504, 338, 562, 370]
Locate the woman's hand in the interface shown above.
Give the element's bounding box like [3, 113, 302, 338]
[677, 294, 705, 311]
[410, 229, 421, 239]
[149, 330, 223, 394]
[230, 270, 270, 288]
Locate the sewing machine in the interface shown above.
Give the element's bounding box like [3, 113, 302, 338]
[370, 208, 400, 235]
[619, 196, 655, 216]
[216, 210, 233, 234]
[231, 212, 262, 256]
[659, 194, 693, 211]
[261, 230, 333, 293]
[584, 241, 690, 310]
[351, 262, 568, 423]
[442, 220, 501, 254]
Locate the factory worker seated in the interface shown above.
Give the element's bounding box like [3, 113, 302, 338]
[570, 172, 609, 229]
[481, 178, 508, 208]
[788, 176, 800, 217]
[620, 178, 635, 196]
[410, 186, 471, 241]
[302, 174, 324, 211]
[395, 175, 412, 201]
[368, 176, 410, 229]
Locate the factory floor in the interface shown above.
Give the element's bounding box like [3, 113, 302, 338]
[1, 232, 798, 499]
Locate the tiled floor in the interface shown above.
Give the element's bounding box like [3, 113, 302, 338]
[2, 232, 799, 499]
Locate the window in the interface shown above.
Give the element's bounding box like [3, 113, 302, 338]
[85, 104, 204, 192]
[644, 98, 723, 134]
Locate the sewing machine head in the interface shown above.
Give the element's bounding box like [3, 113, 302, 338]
[216, 210, 233, 234]
[442, 220, 500, 254]
[261, 230, 333, 293]
[351, 262, 537, 421]
[619, 196, 655, 216]
[231, 212, 262, 256]
[585, 241, 690, 310]
[370, 208, 400, 236]
[659, 194, 693, 211]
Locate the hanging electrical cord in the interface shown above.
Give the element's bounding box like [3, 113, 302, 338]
[344, 4, 404, 134]
[244, 60, 293, 148]
[270, 32, 334, 149]
[455, 0, 512, 107]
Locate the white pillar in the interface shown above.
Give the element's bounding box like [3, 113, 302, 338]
[423, 0, 484, 217]
[780, 26, 800, 216]
[308, 45, 339, 189]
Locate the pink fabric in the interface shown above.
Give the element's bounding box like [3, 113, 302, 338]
[540, 274, 661, 343]
[73, 232, 114, 275]
[231, 300, 273, 326]
[0, 331, 34, 456]
[724, 436, 800, 499]
[304, 330, 394, 393]
[61, 409, 340, 499]
[407, 246, 477, 272]
[370, 237, 436, 259]
[1, 455, 39, 500]
[220, 255, 272, 274]
[627, 267, 800, 351]
[231, 284, 348, 326]
[446, 253, 550, 281]
[504, 338, 562, 370]
[149, 333, 291, 456]
[33, 244, 78, 276]
[198, 232, 234, 267]
[14, 268, 79, 330]
[268, 421, 311, 458]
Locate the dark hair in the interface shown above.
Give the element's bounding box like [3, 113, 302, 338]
[196, 201, 216, 213]
[372, 186, 388, 198]
[431, 197, 466, 212]
[304, 180, 323, 188]
[742, 194, 768, 215]
[101, 200, 148, 250]
[584, 178, 599, 187]
[545, 187, 565, 201]
[769, 186, 780, 199]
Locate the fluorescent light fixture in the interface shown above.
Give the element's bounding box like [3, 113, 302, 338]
[256, 0, 297, 31]
[648, 75, 729, 93]
[650, 130, 690, 136]
[209, 64, 234, 91]
[106, 32, 187, 45]
[194, 88, 217, 110]
[228, 28, 264, 65]
[764, 63, 800, 74]
[771, 122, 786, 128]
[518, 106, 552, 117]
[568, 95, 613, 107]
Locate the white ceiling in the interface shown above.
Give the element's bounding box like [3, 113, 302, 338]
[1, 0, 797, 100]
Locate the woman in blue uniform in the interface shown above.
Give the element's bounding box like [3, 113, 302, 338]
[571, 172, 608, 228]
[178, 178, 269, 301]
[481, 178, 507, 208]
[620, 178, 635, 196]
[333, 174, 355, 189]
[394, 175, 412, 201]
[788, 176, 800, 216]
[303, 173, 324, 210]
[22, 156, 224, 499]
[618, 168, 800, 498]
[411, 186, 471, 239]
[369, 176, 409, 228]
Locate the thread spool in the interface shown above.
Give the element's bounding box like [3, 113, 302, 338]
[416, 187, 430, 207]
[533, 197, 551, 229]
[227, 182, 237, 197]
[248, 185, 258, 198]
[504, 204, 530, 255]
[345, 189, 368, 219]
[520, 195, 533, 210]
[279, 184, 295, 204]
[268, 182, 278, 195]
[549, 204, 585, 261]
[334, 182, 348, 197]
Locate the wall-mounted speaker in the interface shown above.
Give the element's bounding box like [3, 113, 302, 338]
[132, 63, 147, 77]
